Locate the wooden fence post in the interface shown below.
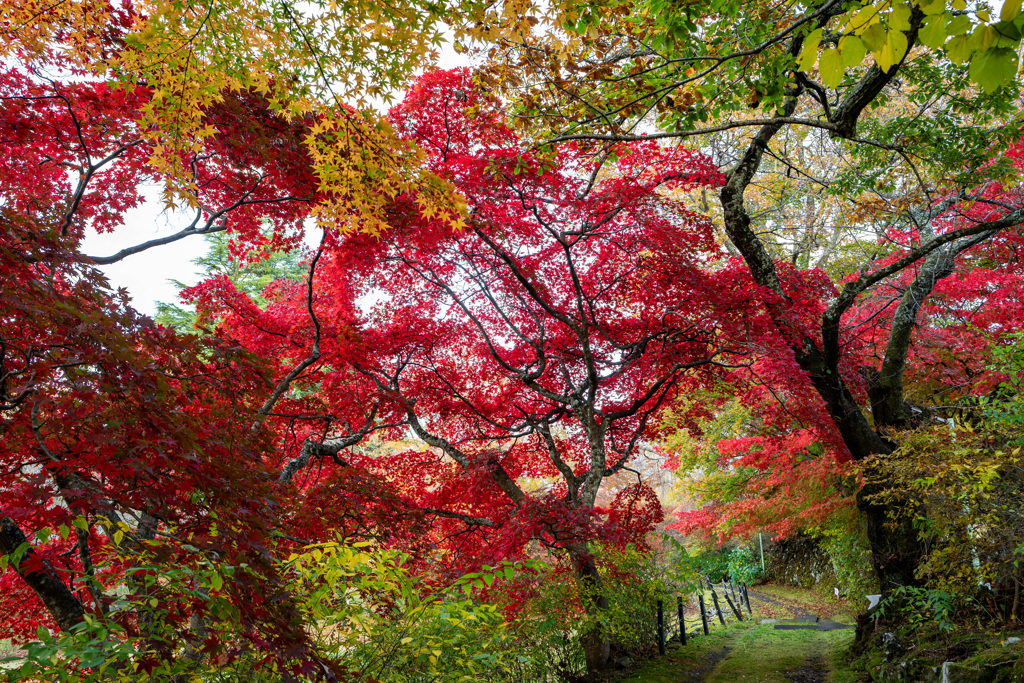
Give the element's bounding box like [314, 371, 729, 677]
[657, 599, 666, 655]
[699, 593, 710, 635]
[710, 588, 727, 625]
[724, 592, 743, 621]
[678, 596, 686, 645]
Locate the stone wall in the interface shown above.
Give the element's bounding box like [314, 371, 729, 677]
[765, 534, 841, 593]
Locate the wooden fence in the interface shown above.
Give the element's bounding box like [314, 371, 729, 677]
[655, 578, 753, 655]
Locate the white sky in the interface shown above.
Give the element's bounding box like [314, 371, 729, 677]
[82, 44, 470, 317]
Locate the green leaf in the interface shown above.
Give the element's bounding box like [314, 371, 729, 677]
[874, 28, 908, 71]
[850, 5, 882, 31]
[861, 22, 887, 52]
[210, 572, 224, 591]
[918, 13, 948, 48]
[976, 24, 998, 51]
[840, 35, 868, 67]
[35, 528, 50, 544]
[890, 1, 912, 30]
[1003, 0, 1023, 22]
[969, 46, 1019, 93]
[819, 48, 844, 88]
[798, 28, 823, 71]
[9, 542, 29, 568]
[946, 33, 973, 63]
[58, 524, 70, 542]
[992, 20, 1022, 43]
[947, 13, 971, 36]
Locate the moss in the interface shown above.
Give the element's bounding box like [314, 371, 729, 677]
[614, 623, 741, 682]
[839, 624, 1024, 683]
[618, 619, 857, 683]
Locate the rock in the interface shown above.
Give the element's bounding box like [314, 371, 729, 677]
[1002, 637, 1020, 647]
[614, 656, 632, 670]
[877, 658, 928, 682]
[882, 632, 904, 662]
[759, 618, 778, 625]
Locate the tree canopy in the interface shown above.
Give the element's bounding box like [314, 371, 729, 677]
[2, 0, 1024, 677]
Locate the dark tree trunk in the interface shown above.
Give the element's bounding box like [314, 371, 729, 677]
[856, 483, 924, 593]
[567, 541, 610, 674]
[0, 516, 85, 632]
[717, 71, 924, 595]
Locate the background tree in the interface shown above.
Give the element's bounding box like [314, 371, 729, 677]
[466, 0, 1024, 594]
[190, 68, 735, 670]
[156, 230, 307, 330]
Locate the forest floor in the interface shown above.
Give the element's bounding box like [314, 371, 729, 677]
[612, 584, 860, 683]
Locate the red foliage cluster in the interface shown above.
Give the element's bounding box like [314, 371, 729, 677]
[670, 144, 1024, 544]
[0, 54, 336, 670]
[190, 68, 729, 574]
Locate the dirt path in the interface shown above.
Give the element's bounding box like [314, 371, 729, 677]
[678, 645, 732, 683]
[618, 585, 857, 683]
[783, 653, 828, 683]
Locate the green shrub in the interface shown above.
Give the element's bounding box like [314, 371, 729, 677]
[726, 546, 762, 585]
[876, 586, 956, 632]
[687, 545, 730, 583]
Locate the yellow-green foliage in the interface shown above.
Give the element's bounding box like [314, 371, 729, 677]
[866, 419, 1024, 615]
[508, 541, 699, 678]
[4, 543, 539, 683]
[288, 541, 534, 682]
[4, 541, 697, 683]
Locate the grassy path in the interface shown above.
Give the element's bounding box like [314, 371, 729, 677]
[615, 585, 857, 683]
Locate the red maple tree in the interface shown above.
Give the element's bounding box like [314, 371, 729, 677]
[189, 68, 734, 668]
[0, 52, 341, 674]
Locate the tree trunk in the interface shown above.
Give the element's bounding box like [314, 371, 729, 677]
[856, 483, 923, 593]
[868, 246, 957, 430]
[567, 541, 610, 674]
[0, 516, 85, 632]
[718, 100, 924, 596]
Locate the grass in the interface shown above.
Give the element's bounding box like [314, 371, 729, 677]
[617, 587, 859, 683]
[703, 623, 854, 683]
[751, 583, 860, 623]
[615, 622, 741, 683]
